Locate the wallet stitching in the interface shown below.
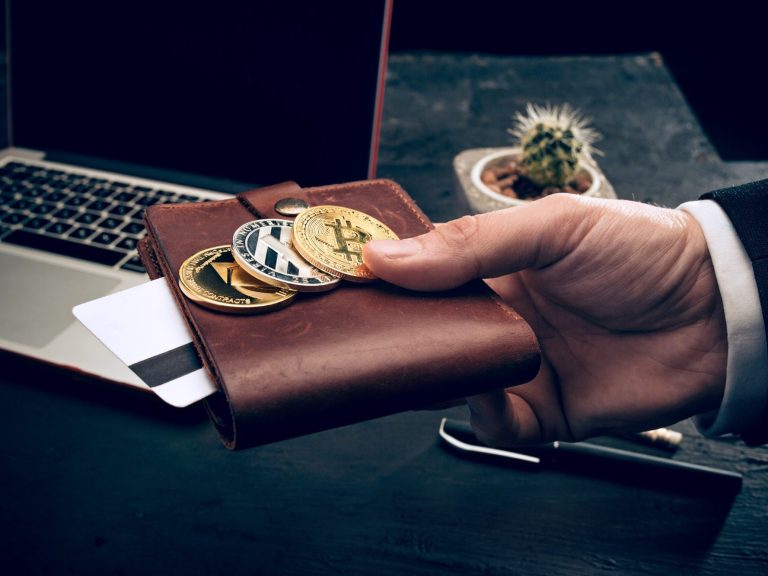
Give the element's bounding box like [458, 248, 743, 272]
[149, 198, 233, 215]
[137, 237, 163, 278]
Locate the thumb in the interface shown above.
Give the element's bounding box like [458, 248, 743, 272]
[363, 194, 590, 291]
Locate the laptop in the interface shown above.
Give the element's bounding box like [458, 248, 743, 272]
[1, 0, 392, 391]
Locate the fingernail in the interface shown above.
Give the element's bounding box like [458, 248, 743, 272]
[369, 238, 421, 260]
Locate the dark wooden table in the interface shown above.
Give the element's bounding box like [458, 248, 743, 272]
[2, 52, 767, 575]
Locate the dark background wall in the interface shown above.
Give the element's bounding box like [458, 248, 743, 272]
[388, 1, 768, 160]
[2, 1, 766, 160]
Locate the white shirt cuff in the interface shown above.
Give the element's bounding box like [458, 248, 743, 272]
[678, 199, 768, 436]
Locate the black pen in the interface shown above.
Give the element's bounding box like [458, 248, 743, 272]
[439, 418, 742, 492]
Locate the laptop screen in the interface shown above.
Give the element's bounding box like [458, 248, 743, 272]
[7, 1, 391, 188]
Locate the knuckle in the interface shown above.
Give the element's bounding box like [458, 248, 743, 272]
[539, 192, 585, 213]
[436, 215, 484, 277]
[436, 214, 481, 248]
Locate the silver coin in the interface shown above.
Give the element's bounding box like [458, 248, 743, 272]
[232, 219, 341, 292]
[274, 197, 309, 216]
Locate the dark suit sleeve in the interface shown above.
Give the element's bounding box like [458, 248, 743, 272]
[701, 178, 768, 444]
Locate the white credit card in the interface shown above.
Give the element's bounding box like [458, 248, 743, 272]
[72, 278, 217, 407]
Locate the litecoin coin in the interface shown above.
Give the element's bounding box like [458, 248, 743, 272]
[292, 206, 399, 282]
[232, 219, 341, 292]
[178, 245, 296, 314]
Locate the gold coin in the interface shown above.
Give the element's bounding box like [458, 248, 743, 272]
[291, 206, 399, 282]
[178, 245, 296, 314]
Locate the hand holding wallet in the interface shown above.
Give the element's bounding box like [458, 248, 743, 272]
[139, 179, 540, 449]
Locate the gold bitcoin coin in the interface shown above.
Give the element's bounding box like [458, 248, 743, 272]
[178, 245, 296, 314]
[291, 206, 399, 282]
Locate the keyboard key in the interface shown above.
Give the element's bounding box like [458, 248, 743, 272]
[4, 170, 30, 181]
[2, 161, 31, 171]
[92, 231, 119, 245]
[91, 187, 113, 198]
[97, 216, 122, 229]
[64, 195, 90, 207]
[9, 199, 33, 211]
[30, 202, 57, 215]
[75, 212, 100, 224]
[108, 204, 134, 216]
[22, 217, 51, 230]
[136, 195, 159, 206]
[115, 237, 138, 251]
[114, 191, 137, 203]
[21, 187, 48, 198]
[45, 221, 73, 235]
[121, 255, 147, 274]
[4, 229, 124, 266]
[1, 213, 28, 225]
[179, 194, 202, 202]
[44, 191, 69, 203]
[69, 227, 95, 240]
[52, 207, 78, 220]
[86, 199, 113, 212]
[133, 186, 152, 193]
[121, 221, 145, 235]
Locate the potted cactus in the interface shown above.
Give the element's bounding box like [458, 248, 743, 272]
[454, 103, 616, 213]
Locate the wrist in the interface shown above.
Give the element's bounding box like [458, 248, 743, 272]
[679, 200, 768, 436]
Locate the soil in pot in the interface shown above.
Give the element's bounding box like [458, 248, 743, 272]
[481, 157, 592, 200]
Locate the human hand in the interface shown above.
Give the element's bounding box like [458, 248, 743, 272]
[363, 194, 727, 446]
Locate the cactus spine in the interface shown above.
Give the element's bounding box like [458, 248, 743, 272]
[509, 104, 599, 189]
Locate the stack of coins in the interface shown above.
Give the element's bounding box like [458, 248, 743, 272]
[178, 205, 399, 315]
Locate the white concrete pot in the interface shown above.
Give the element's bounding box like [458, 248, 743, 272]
[454, 147, 616, 213]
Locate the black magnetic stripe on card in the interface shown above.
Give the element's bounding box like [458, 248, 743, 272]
[128, 342, 204, 388]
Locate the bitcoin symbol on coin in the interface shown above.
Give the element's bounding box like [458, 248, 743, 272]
[323, 218, 372, 265]
[292, 206, 399, 282]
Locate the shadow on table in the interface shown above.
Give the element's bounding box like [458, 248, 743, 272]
[0, 349, 207, 427]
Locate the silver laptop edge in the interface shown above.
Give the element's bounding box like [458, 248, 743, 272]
[0, 147, 230, 391]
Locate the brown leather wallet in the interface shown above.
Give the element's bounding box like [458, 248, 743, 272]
[139, 179, 540, 449]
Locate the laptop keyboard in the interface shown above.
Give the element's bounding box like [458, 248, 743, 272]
[0, 161, 209, 274]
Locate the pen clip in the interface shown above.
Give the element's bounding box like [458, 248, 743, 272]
[438, 417, 541, 465]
